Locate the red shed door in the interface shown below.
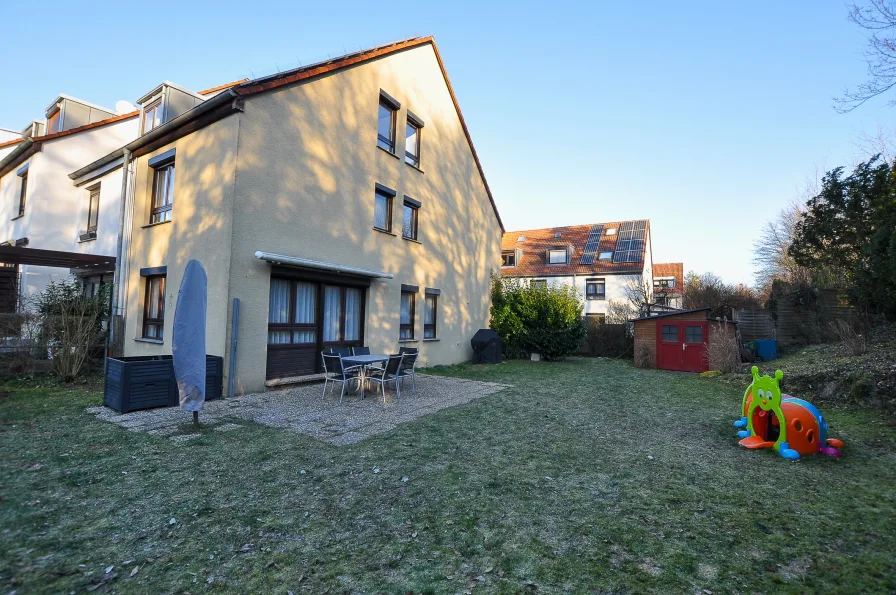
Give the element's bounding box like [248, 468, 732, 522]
[681, 322, 708, 372]
[656, 322, 683, 371]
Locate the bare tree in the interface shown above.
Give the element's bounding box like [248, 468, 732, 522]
[752, 200, 812, 292]
[623, 276, 654, 317]
[836, 0, 896, 112]
[853, 122, 896, 164]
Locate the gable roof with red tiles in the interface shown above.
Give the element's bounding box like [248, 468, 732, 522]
[501, 221, 651, 277]
[0, 111, 139, 178]
[653, 262, 684, 294]
[198, 79, 250, 96]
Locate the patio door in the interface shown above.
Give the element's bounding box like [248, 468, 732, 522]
[265, 277, 365, 380]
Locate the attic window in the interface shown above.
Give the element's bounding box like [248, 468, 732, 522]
[605, 228, 617, 236]
[47, 108, 61, 135]
[143, 98, 163, 134]
[599, 251, 613, 260]
[501, 251, 516, 267]
[548, 247, 568, 265]
[517, 235, 526, 242]
[554, 232, 562, 238]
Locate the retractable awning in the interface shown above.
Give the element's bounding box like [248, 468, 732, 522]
[0, 245, 115, 271]
[254, 251, 394, 280]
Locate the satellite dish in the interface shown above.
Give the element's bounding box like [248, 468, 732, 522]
[115, 100, 136, 114]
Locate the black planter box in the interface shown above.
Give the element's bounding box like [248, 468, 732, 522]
[104, 355, 223, 413]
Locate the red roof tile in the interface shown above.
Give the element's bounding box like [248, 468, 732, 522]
[33, 111, 139, 143]
[501, 221, 650, 277]
[0, 137, 24, 150]
[198, 79, 250, 95]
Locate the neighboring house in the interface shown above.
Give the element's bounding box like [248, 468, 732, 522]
[0, 95, 140, 309]
[653, 262, 684, 309]
[75, 36, 503, 395]
[500, 220, 653, 321]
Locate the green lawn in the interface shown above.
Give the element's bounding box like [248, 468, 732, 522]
[1, 359, 894, 593]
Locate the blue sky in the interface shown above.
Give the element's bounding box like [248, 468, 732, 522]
[1, 0, 890, 285]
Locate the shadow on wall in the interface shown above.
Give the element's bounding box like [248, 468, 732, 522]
[127, 45, 502, 393]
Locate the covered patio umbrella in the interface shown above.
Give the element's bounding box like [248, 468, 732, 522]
[172, 259, 207, 426]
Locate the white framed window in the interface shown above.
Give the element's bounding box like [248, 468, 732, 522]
[548, 248, 568, 264]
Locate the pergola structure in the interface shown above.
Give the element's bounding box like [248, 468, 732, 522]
[0, 245, 116, 272]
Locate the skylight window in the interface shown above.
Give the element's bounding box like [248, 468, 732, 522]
[599, 251, 613, 260]
[554, 232, 562, 238]
[517, 235, 526, 242]
[605, 228, 617, 236]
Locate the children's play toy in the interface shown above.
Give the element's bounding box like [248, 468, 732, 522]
[733, 366, 844, 460]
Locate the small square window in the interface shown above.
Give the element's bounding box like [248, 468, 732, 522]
[531, 279, 547, 289]
[501, 251, 516, 267]
[685, 326, 703, 343]
[586, 278, 605, 300]
[377, 97, 396, 153]
[374, 189, 393, 232]
[661, 324, 678, 342]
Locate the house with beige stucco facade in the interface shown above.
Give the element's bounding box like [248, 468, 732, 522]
[74, 36, 504, 395]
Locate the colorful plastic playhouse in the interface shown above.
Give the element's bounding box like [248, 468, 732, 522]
[734, 366, 844, 460]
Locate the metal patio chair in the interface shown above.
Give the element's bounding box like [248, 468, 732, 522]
[321, 353, 362, 403]
[352, 346, 371, 356]
[366, 354, 404, 403]
[397, 350, 419, 392]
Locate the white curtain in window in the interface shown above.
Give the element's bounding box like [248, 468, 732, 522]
[374, 193, 388, 229]
[323, 286, 342, 342]
[345, 288, 361, 341]
[400, 292, 410, 324]
[294, 282, 316, 323]
[269, 279, 290, 323]
[424, 296, 434, 325]
[268, 331, 291, 344]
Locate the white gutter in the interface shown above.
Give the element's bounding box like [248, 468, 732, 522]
[254, 251, 394, 279]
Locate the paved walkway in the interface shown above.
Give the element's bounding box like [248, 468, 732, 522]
[87, 374, 508, 446]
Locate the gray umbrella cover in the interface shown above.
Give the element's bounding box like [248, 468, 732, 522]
[172, 259, 208, 412]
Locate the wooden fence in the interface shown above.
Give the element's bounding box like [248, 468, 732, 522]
[734, 308, 776, 342]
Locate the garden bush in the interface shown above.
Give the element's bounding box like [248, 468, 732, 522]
[489, 276, 587, 360]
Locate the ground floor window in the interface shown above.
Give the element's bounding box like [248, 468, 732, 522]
[400, 289, 416, 340]
[142, 275, 166, 339]
[424, 290, 439, 338]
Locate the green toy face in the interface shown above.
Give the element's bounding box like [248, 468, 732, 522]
[750, 366, 784, 411]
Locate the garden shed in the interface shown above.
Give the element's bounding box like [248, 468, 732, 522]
[631, 308, 737, 372]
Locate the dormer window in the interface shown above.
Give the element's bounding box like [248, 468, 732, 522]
[548, 247, 568, 265]
[501, 251, 517, 267]
[143, 98, 163, 134]
[46, 109, 61, 135]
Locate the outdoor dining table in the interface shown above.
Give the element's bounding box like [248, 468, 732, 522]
[342, 354, 390, 399]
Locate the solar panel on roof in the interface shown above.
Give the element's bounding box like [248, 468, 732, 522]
[612, 220, 648, 263]
[579, 224, 604, 265]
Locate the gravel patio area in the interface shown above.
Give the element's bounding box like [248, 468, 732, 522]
[87, 374, 508, 446]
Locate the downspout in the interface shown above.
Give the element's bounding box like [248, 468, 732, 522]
[109, 148, 132, 355]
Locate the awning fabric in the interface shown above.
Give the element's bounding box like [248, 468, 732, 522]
[254, 251, 394, 279]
